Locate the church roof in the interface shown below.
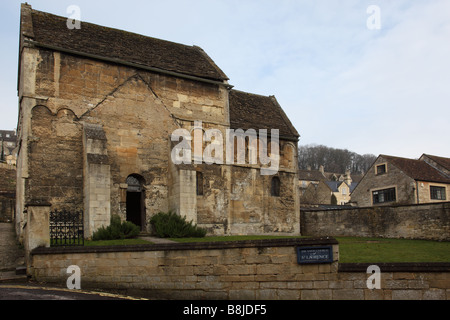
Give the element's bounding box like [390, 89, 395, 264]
[22, 5, 229, 82]
[229, 90, 300, 140]
[21, 5, 300, 140]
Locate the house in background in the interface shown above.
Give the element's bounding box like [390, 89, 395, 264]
[299, 166, 360, 206]
[0, 130, 17, 222]
[0, 164, 16, 222]
[351, 154, 450, 207]
[0, 130, 18, 166]
[420, 154, 450, 178]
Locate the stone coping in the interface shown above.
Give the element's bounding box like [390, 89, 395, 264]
[31, 237, 338, 255]
[339, 262, 450, 273]
[302, 200, 450, 211]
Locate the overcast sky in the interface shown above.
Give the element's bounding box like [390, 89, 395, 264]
[1, 0, 449, 159]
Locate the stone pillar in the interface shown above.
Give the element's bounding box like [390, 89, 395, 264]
[83, 123, 111, 238]
[24, 201, 51, 272]
[179, 170, 197, 224]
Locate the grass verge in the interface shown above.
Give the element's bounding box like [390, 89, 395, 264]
[72, 236, 449, 263]
[171, 236, 450, 263]
[336, 237, 450, 263]
[84, 239, 153, 246]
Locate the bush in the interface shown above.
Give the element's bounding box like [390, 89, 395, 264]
[92, 215, 140, 241]
[150, 211, 207, 238]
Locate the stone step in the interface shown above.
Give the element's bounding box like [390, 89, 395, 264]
[16, 266, 27, 275]
[0, 270, 28, 283]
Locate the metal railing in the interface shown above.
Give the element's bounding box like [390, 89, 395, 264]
[49, 210, 84, 247]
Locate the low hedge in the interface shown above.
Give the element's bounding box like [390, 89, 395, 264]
[150, 211, 207, 238]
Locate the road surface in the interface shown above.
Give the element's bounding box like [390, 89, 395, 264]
[0, 284, 146, 300]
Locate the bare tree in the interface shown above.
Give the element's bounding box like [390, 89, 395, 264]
[298, 144, 376, 174]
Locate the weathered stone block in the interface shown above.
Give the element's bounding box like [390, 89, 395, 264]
[392, 290, 423, 300]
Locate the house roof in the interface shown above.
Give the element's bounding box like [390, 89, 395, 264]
[298, 169, 326, 182]
[325, 181, 349, 192]
[228, 90, 300, 140]
[381, 155, 450, 184]
[422, 154, 450, 172]
[349, 182, 359, 193]
[0, 131, 17, 143]
[24, 5, 229, 82]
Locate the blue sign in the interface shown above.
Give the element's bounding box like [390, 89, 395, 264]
[297, 246, 333, 264]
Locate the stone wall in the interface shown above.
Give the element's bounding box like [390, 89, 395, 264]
[30, 238, 450, 300]
[0, 164, 16, 222]
[301, 202, 450, 241]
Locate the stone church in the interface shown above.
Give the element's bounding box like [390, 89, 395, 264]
[16, 4, 300, 241]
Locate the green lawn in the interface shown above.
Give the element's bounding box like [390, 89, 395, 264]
[77, 236, 450, 263]
[171, 236, 450, 263]
[336, 237, 450, 263]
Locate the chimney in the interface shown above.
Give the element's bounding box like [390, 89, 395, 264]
[345, 170, 352, 186]
[319, 165, 324, 174]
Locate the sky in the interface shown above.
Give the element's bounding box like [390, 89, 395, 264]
[1, 0, 449, 159]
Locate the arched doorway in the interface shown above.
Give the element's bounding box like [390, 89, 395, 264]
[126, 174, 146, 231]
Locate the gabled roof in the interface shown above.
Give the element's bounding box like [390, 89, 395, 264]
[381, 154, 450, 184]
[0, 131, 17, 143]
[422, 154, 450, 172]
[22, 4, 228, 82]
[349, 182, 359, 193]
[298, 169, 326, 182]
[326, 181, 347, 192]
[228, 90, 300, 141]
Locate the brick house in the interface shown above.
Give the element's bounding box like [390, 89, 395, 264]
[351, 154, 450, 207]
[16, 4, 300, 242]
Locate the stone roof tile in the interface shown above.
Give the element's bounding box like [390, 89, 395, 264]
[381, 155, 450, 184]
[229, 90, 299, 140]
[28, 7, 228, 82]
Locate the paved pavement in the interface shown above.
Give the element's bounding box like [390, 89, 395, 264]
[0, 284, 146, 300]
[0, 222, 149, 300]
[0, 223, 26, 282]
[139, 236, 177, 244]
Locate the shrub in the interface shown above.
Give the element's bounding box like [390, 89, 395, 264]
[150, 211, 207, 238]
[92, 215, 140, 241]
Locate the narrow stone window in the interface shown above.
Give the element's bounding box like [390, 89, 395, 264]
[271, 176, 281, 197]
[196, 171, 204, 196]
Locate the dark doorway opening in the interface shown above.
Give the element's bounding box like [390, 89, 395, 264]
[126, 175, 146, 231]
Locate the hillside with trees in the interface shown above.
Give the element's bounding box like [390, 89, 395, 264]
[298, 144, 377, 174]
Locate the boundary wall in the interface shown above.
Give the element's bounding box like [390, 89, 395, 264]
[301, 202, 450, 241]
[30, 238, 450, 300]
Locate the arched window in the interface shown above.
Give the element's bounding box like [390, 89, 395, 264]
[196, 171, 204, 196]
[126, 175, 142, 192]
[271, 177, 281, 197]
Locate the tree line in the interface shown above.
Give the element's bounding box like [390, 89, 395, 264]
[298, 144, 377, 174]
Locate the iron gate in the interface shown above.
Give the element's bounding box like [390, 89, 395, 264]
[50, 210, 84, 247]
